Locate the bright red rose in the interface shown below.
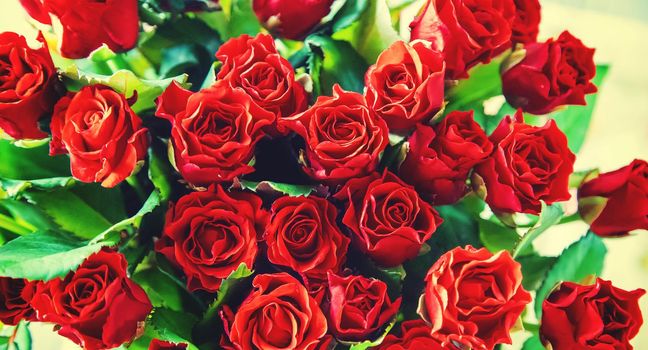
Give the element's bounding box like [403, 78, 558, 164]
[365, 40, 445, 131]
[419, 246, 531, 350]
[215, 33, 308, 133]
[578, 159, 648, 236]
[502, 31, 597, 115]
[19, 0, 139, 58]
[252, 0, 334, 40]
[155, 186, 268, 292]
[410, 0, 516, 79]
[333, 171, 442, 267]
[541, 278, 645, 350]
[511, 0, 541, 43]
[156, 81, 275, 187]
[0, 277, 37, 325]
[474, 110, 574, 214]
[225, 273, 328, 350]
[326, 272, 401, 342]
[399, 111, 493, 205]
[31, 249, 152, 350]
[149, 339, 188, 350]
[49, 85, 149, 188]
[264, 195, 350, 280]
[377, 320, 444, 350]
[282, 85, 389, 185]
[0, 32, 59, 140]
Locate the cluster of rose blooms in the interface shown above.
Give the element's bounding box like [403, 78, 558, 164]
[0, 0, 646, 349]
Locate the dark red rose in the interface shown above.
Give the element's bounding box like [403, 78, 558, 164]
[333, 171, 442, 267]
[474, 110, 574, 214]
[224, 273, 328, 350]
[326, 272, 401, 342]
[419, 246, 531, 350]
[149, 339, 188, 350]
[399, 110, 493, 205]
[31, 249, 152, 350]
[376, 320, 483, 350]
[215, 34, 308, 134]
[541, 278, 645, 350]
[49, 85, 149, 188]
[156, 81, 275, 187]
[511, 0, 541, 43]
[0, 32, 59, 140]
[365, 40, 445, 131]
[155, 185, 268, 292]
[410, 0, 516, 79]
[502, 31, 597, 115]
[0, 277, 37, 325]
[578, 159, 648, 237]
[282, 85, 389, 185]
[252, 0, 334, 40]
[264, 195, 350, 280]
[19, 0, 139, 58]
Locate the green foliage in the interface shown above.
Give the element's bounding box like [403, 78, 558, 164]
[347, 321, 395, 350]
[128, 308, 199, 350]
[199, 0, 262, 40]
[201, 263, 254, 322]
[478, 218, 520, 253]
[0, 321, 31, 350]
[512, 203, 564, 258]
[521, 334, 546, 350]
[238, 180, 314, 197]
[0, 140, 70, 180]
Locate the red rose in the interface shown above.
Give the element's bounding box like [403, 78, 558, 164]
[578, 159, 648, 236]
[215, 34, 308, 133]
[49, 85, 149, 188]
[156, 81, 275, 187]
[31, 249, 152, 350]
[149, 339, 188, 350]
[541, 278, 645, 350]
[365, 40, 445, 131]
[0, 277, 37, 325]
[264, 195, 350, 280]
[225, 273, 328, 350]
[502, 31, 597, 115]
[0, 32, 59, 140]
[419, 246, 531, 350]
[333, 171, 442, 267]
[399, 111, 493, 205]
[376, 320, 483, 350]
[19, 0, 139, 58]
[511, 0, 541, 43]
[326, 272, 401, 342]
[282, 85, 389, 185]
[474, 110, 574, 214]
[252, 0, 334, 40]
[155, 186, 268, 292]
[410, 0, 516, 79]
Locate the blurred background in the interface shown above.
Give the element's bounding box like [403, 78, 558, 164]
[1, 0, 646, 348]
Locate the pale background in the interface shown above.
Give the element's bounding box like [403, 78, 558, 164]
[1, 0, 647, 348]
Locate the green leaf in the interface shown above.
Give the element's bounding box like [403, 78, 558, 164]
[518, 253, 557, 291]
[238, 180, 314, 197]
[159, 44, 202, 78]
[512, 203, 563, 258]
[132, 266, 184, 311]
[445, 57, 505, 113]
[3, 321, 31, 350]
[201, 263, 254, 322]
[0, 177, 74, 198]
[127, 308, 199, 350]
[148, 145, 174, 203]
[332, 0, 401, 64]
[478, 218, 520, 253]
[0, 140, 70, 181]
[328, 0, 370, 32]
[212, 0, 262, 39]
[0, 199, 55, 234]
[521, 334, 546, 350]
[347, 321, 395, 350]
[305, 35, 369, 97]
[0, 230, 107, 281]
[90, 190, 161, 244]
[534, 232, 607, 318]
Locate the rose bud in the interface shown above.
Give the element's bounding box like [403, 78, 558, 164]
[19, 0, 139, 58]
[474, 110, 575, 215]
[578, 159, 648, 237]
[0, 277, 38, 325]
[252, 0, 334, 40]
[281, 85, 389, 185]
[49, 85, 149, 188]
[541, 278, 645, 350]
[333, 171, 442, 267]
[155, 185, 268, 292]
[419, 246, 531, 350]
[365, 40, 445, 131]
[264, 195, 350, 281]
[224, 273, 328, 350]
[502, 31, 597, 115]
[399, 110, 493, 205]
[156, 81, 275, 187]
[326, 272, 401, 342]
[0, 32, 60, 140]
[149, 339, 188, 350]
[31, 249, 152, 350]
[215, 34, 308, 134]
[410, 0, 516, 79]
[511, 0, 541, 44]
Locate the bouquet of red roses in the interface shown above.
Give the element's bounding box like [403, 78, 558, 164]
[0, 0, 645, 349]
